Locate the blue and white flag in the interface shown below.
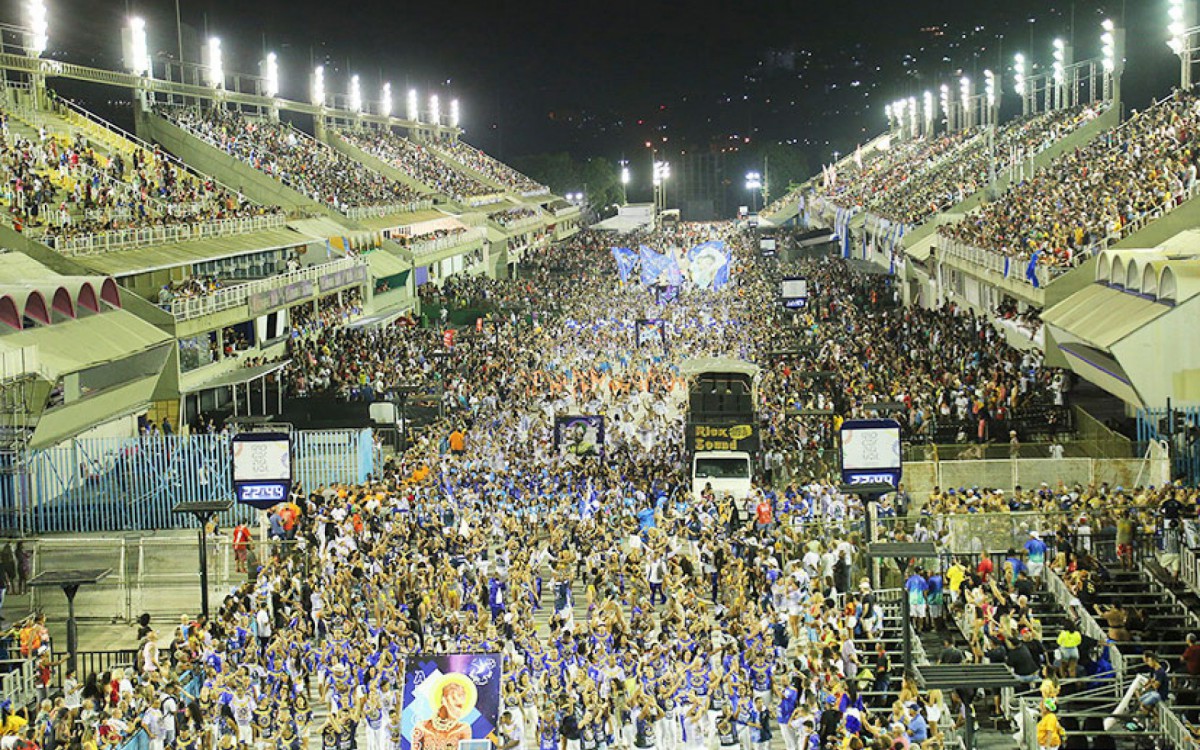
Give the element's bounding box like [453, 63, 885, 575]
[611, 247, 638, 283]
[1025, 251, 1041, 288]
[686, 240, 730, 290]
[1003, 257, 1011, 278]
[639, 245, 682, 286]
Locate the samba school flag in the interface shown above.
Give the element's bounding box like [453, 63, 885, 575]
[611, 247, 638, 283]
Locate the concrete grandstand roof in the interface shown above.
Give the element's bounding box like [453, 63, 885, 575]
[1041, 284, 1174, 350]
[0, 309, 170, 380]
[74, 228, 315, 276]
[0, 253, 121, 329]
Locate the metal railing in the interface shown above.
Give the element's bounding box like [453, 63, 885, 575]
[168, 256, 366, 321]
[406, 228, 486, 259]
[1046, 567, 1124, 687]
[491, 213, 544, 232]
[341, 199, 433, 220]
[0, 659, 36, 709]
[38, 213, 289, 256]
[1158, 701, 1200, 750]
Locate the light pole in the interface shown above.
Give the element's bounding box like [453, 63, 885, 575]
[959, 76, 971, 131]
[620, 160, 630, 205]
[939, 84, 951, 133]
[745, 171, 763, 213]
[1101, 19, 1124, 105]
[1169, 0, 1198, 90]
[923, 91, 934, 137]
[1014, 53, 1028, 117]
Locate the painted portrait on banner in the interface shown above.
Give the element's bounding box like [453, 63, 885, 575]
[401, 654, 502, 750]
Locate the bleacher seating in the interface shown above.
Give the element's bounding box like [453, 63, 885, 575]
[160, 107, 425, 214]
[339, 130, 501, 204]
[429, 138, 549, 196]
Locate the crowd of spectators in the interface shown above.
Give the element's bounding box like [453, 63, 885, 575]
[869, 105, 1104, 227]
[161, 108, 424, 212]
[938, 91, 1200, 271]
[489, 206, 540, 228]
[156, 276, 223, 307]
[0, 114, 275, 243]
[339, 131, 497, 203]
[430, 138, 548, 195]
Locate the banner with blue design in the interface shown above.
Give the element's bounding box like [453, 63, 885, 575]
[401, 653, 502, 750]
[1026, 251, 1041, 288]
[639, 245, 682, 286]
[686, 240, 730, 290]
[611, 247, 638, 283]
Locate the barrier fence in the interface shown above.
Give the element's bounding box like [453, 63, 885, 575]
[2, 428, 375, 534]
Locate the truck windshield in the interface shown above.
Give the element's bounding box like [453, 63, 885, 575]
[694, 457, 750, 479]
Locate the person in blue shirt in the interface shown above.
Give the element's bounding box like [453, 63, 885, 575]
[636, 505, 657, 535]
[906, 705, 929, 743]
[926, 571, 945, 629]
[1024, 530, 1048, 579]
[905, 569, 929, 633]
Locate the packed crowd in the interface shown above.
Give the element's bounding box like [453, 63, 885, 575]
[0, 114, 274, 242]
[162, 108, 424, 212]
[66, 225, 1001, 750]
[157, 276, 224, 307]
[489, 207, 541, 228]
[393, 227, 472, 253]
[430, 139, 548, 195]
[338, 132, 497, 203]
[869, 105, 1104, 227]
[938, 91, 1200, 270]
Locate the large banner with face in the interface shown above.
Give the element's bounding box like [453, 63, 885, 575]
[400, 653, 502, 750]
[554, 415, 605, 459]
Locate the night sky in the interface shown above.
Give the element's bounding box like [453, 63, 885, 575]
[37, 0, 1185, 167]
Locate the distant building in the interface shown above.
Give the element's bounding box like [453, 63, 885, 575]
[674, 151, 732, 221]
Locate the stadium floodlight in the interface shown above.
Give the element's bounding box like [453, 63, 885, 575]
[311, 65, 325, 108]
[1168, 0, 1189, 55]
[1102, 20, 1116, 73]
[127, 17, 150, 77]
[652, 160, 670, 186]
[940, 83, 950, 120]
[959, 76, 970, 112]
[408, 88, 419, 122]
[381, 82, 392, 118]
[450, 99, 460, 128]
[349, 74, 362, 113]
[907, 95, 917, 132]
[1052, 38, 1065, 85]
[884, 102, 894, 126]
[745, 171, 762, 191]
[923, 90, 934, 128]
[24, 0, 47, 57]
[1014, 53, 1027, 96]
[430, 94, 440, 125]
[204, 37, 224, 89]
[262, 52, 279, 98]
[984, 70, 996, 108]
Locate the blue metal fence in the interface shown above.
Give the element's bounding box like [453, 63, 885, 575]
[4, 428, 375, 534]
[1137, 406, 1200, 485]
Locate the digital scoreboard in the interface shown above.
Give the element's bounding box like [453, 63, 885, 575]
[839, 418, 902, 487]
[232, 432, 292, 508]
[781, 277, 808, 309]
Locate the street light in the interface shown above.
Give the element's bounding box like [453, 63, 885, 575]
[204, 36, 223, 90]
[381, 82, 392, 118]
[311, 65, 325, 108]
[261, 52, 279, 98]
[450, 99, 460, 128]
[349, 74, 362, 114]
[408, 88, 419, 122]
[24, 0, 47, 57]
[125, 16, 150, 77]
[745, 170, 763, 212]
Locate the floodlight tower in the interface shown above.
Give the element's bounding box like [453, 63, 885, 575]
[259, 51, 279, 120]
[983, 70, 997, 128]
[1169, 0, 1198, 89]
[312, 65, 327, 140]
[959, 76, 972, 130]
[939, 84, 951, 132]
[204, 37, 224, 93]
[24, 0, 48, 108]
[1014, 54, 1029, 116]
[923, 91, 934, 137]
[907, 96, 917, 139]
[1051, 38, 1071, 111]
[349, 74, 363, 129]
[122, 16, 151, 110]
[1100, 18, 1125, 106]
